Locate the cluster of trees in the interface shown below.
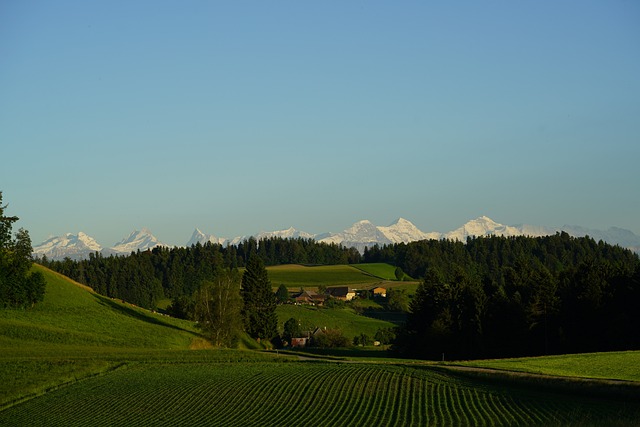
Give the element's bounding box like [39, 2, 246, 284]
[170, 254, 277, 347]
[391, 234, 640, 359]
[0, 192, 46, 309]
[40, 237, 359, 310]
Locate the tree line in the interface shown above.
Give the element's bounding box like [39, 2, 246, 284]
[39, 236, 360, 310]
[377, 233, 640, 359]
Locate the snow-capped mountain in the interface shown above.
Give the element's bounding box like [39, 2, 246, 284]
[33, 217, 640, 260]
[378, 218, 441, 243]
[317, 220, 393, 252]
[187, 228, 227, 246]
[255, 227, 315, 241]
[106, 228, 167, 255]
[32, 232, 102, 261]
[443, 216, 539, 241]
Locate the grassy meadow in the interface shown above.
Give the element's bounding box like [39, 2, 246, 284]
[267, 264, 391, 289]
[455, 351, 640, 382]
[2, 265, 640, 426]
[276, 304, 395, 339]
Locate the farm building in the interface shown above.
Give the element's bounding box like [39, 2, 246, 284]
[371, 286, 387, 298]
[290, 328, 326, 348]
[290, 337, 308, 348]
[325, 286, 356, 301]
[291, 289, 326, 305]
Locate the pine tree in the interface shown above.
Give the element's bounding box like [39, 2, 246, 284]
[241, 254, 277, 340]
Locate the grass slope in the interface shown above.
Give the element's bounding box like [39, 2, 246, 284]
[267, 264, 385, 288]
[0, 265, 202, 352]
[351, 263, 400, 280]
[276, 304, 395, 339]
[455, 351, 640, 382]
[0, 265, 207, 407]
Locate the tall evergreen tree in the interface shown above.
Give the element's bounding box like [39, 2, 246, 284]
[241, 254, 277, 340]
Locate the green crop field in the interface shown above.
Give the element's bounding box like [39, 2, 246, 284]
[2, 359, 639, 426]
[456, 351, 640, 382]
[276, 304, 395, 339]
[3, 265, 640, 426]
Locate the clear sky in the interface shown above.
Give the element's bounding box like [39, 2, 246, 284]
[1, 1, 639, 247]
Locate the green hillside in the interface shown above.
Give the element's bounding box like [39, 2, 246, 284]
[455, 351, 640, 382]
[0, 265, 209, 408]
[0, 265, 203, 353]
[352, 263, 408, 280]
[276, 304, 395, 340]
[267, 264, 383, 288]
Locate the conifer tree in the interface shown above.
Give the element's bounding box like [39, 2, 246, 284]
[241, 254, 277, 340]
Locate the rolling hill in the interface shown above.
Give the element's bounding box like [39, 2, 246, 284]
[0, 265, 203, 353]
[3, 266, 640, 426]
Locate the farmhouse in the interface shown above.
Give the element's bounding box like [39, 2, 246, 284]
[291, 289, 326, 305]
[325, 286, 356, 301]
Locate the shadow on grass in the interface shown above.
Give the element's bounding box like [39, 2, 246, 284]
[362, 308, 407, 325]
[92, 294, 203, 337]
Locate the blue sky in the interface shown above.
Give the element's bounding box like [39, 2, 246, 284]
[1, 1, 639, 246]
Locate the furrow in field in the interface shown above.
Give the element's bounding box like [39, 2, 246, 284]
[314, 365, 360, 427]
[343, 366, 379, 427]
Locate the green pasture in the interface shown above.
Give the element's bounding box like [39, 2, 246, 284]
[456, 351, 640, 382]
[351, 263, 400, 280]
[276, 304, 395, 339]
[0, 265, 202, 351]
[266, 264, 386, 288]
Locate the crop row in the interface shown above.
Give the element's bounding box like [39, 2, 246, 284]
[2, 361, 638, 426]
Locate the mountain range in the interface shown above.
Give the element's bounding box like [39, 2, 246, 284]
[33, 216, 640, 261]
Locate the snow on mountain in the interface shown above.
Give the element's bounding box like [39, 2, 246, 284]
[378, 218, 440, 243]
[317, 220, 392, 252]
[107, 228, 167, 255]
[255, 227, 314, 241]
[444, 216, 526, 241]
[187, 228, 226, 247]
[32, 232, 102, 261]
[33, 217, 640, 260]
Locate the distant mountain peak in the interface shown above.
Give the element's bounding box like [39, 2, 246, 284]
[32, 231, 102, 261]
[109, 228, 165, 254]
[34, 216, 640, 260]
[187, 228, 226, 247]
